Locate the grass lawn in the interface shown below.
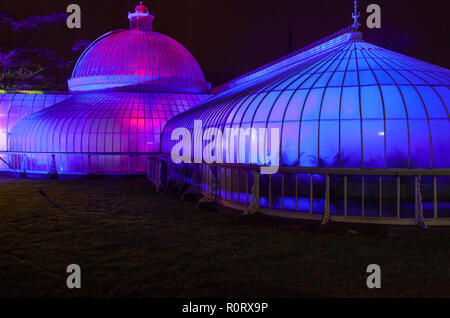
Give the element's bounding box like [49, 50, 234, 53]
[0, 176, 448, 298]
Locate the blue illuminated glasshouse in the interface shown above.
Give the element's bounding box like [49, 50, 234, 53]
[162, 33, 450, 170]
[1, 2, 449, 226]
[157, 9, 450, 226]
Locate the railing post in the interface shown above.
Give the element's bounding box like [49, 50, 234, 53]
[344, 175, 348, 216]
[322, 174, 330, 225]
[243, 169, 260, 215]
[361, 176, 365, 217]
[155, 159, 161, 192]
[397, 176, 401, 219]
[415, 176, 428, 229]
[295, 173, 298, 212]
[379, 176, 382, 217]
[309, 174, 313, 214]
[433, 176, 438, 221]
[181, 163, 199, 200]
[88, 154, 91, 175]
[281, 173, 285, 211]
[22, 154, 27, 174]
[48, 154, 58, 179]
[128, 154, 132, 175]
[196, 165, 219, 209]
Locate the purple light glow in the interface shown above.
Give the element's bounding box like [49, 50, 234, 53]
[68, 30, 211, 94]
[3, 2, 212, 175]
[162, 37, 450, 170]
[7, 92, 211, 174]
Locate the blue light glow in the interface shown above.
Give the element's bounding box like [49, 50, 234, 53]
[162, 40, 450, 169]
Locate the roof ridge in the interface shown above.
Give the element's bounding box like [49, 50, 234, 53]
[212, 27, 363, 95]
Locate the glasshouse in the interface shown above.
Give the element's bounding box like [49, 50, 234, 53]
[1, 2, 449, 226]
[0, 91, 71, 170]
[3, 3, 212, 175]
[158, 18, 450, 225]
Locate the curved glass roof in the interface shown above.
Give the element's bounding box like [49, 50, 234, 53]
[162, 36, 450, 169]
[0, 92, 70, 150]
[68, 29, 210, 94]
[8, 92, 210, 154]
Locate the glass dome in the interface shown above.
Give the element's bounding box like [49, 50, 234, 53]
[162, 39, 450, 169]
[68, 29, 211, 94]
[68, 3, 210, 94]
[4, 3, 212, 175]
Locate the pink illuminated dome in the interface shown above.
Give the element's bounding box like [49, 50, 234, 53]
[68, 3, 210, 93]
[6, 2, 212, 176]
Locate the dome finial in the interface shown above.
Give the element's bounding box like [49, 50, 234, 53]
[128, 1, 155, 31]
[351, 0, 361, 30]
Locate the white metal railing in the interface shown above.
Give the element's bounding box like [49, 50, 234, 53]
[149, 156, 450, 226]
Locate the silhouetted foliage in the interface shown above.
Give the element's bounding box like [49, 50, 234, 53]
[0, 12, 90, 90]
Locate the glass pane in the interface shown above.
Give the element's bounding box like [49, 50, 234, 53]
[374, 70, 394, 85]
[417, 86, 447, 118]
[320, 87, 341, 120]
[340, 119, 361, 167]
[284, 89, 308, 121]
[381, 86, 407, 118]
[319, 120, 339, 167]
[429, 119, 450, 168]
[299, 121, 318, 167]
[328, 71, 345, 87]
[341, 87, 360, 119]
[343, 70, 358, 86]
[301, 88, 324, 120]
[409, 119, 431, 168]
[362, 119, 385, 168]
[281, 121, 299, 166]
[386, 119, 409, 168]
[241, 93, 265, 124]
[361, 86, 383, 119]
[268, 90, 293, 123]
[253, 92, 279, 123]
[359, 70, 377, 86]
[400, 86, 427, 118]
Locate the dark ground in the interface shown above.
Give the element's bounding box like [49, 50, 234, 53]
[0, 176, 448, 298]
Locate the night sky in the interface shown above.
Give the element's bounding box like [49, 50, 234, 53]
[1, 0, 449, 88]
